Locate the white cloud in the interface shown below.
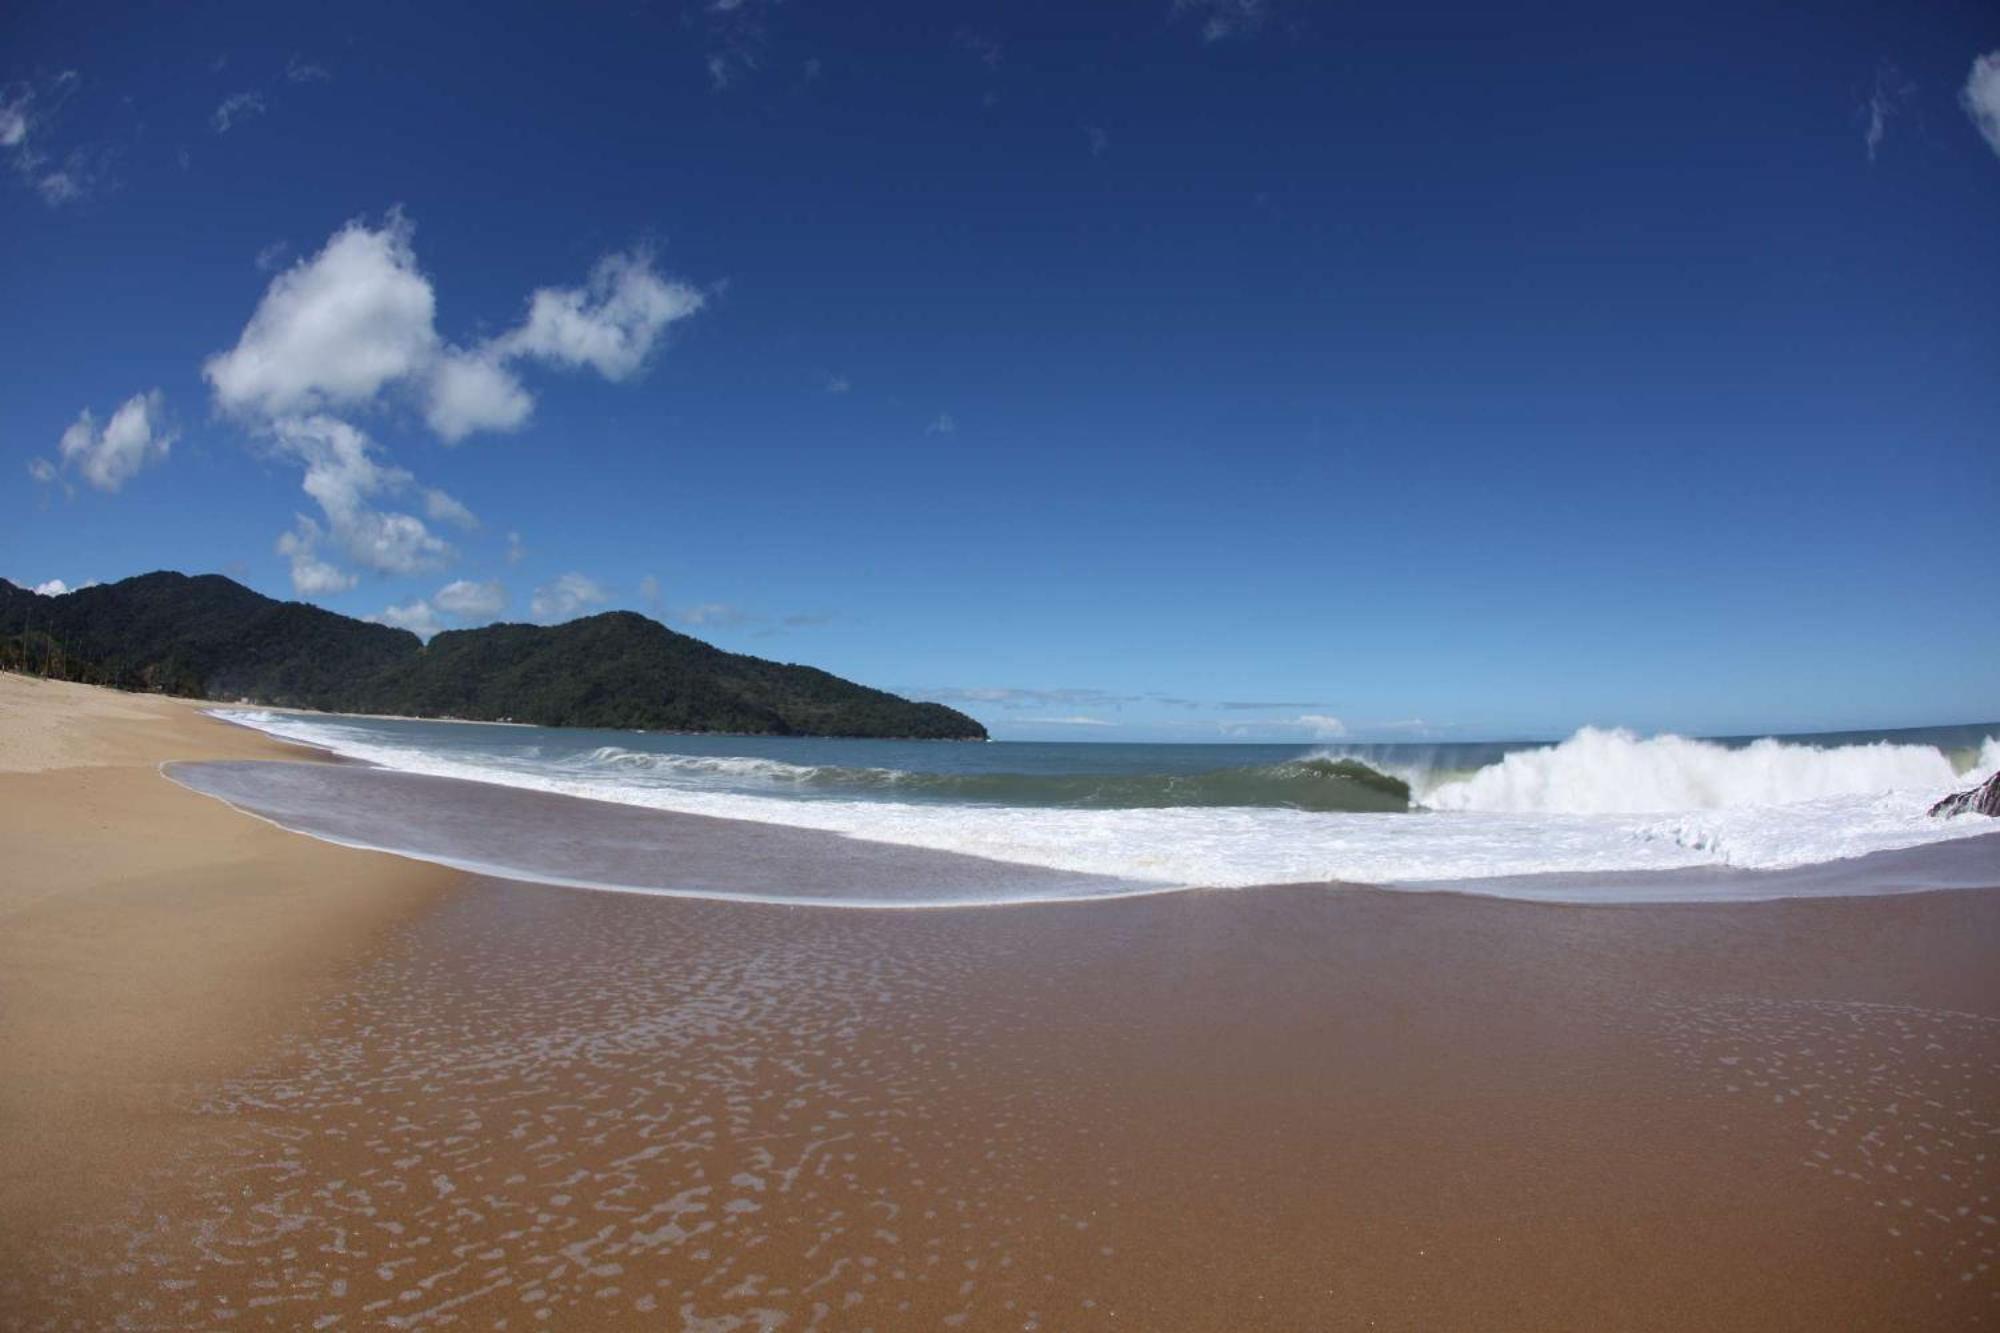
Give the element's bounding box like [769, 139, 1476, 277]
[211, 91, 266, 134]
[434, 578, 506, 619]
[206, 212, 440, 422]
[505, 530, 526, 565]
[704, 0, 771, 91]
[34, 161, 87, 205]
[371, 598, 444, 640]
[207, 214, 702, 444]
[1021, 715, 1114, 727]
[1863, 65, 1914, 163]
[1173, 0, 1270, 42]
[680, 601, 750, 627]
[4, 73, 98, 208]
[57, 389, 176, 492]
[925, 412, 956, 435]
[254, 239, 290, 272]
[531, 572, 608, 620]
[26, 456, 58, 484]
[33, 578, 71, 596]
[1964, 52, 2000, 158]
[495, 249, 704, 381]
[425, 349, 533, 441]
[1218, 712, 1348, 740]
[822, 372, 851, 394]
[268, 414, 451, 577]
[276, 517, 356, 595]
[423, 487, 480, 530]
[0, 91, 26, 149]
[286, 57, 331, 84]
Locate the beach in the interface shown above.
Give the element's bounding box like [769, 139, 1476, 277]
[3, 675, 1997, 1328]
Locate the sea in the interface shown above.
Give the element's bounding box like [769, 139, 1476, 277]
[178, 712, 2000, 908]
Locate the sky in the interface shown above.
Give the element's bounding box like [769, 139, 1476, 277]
[4, 0, 1998, 743]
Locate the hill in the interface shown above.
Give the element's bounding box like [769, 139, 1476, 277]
[0, 572, 985, 740]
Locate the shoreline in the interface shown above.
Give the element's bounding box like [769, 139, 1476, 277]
[4, 674, 1997, 1326]
[167, 749, 2000, 909]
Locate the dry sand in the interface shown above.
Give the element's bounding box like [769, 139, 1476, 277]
[2, 674, 1997, 1328]
[0, 675, 454, 1247]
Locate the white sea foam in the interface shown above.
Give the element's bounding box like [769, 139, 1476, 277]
[211, 710, 1999, 897]
[1418, 726, 1993, 815]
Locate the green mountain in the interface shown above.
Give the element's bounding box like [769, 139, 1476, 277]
[0, 572, 986, 740]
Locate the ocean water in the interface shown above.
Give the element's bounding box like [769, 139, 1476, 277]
[192, 710, 2000, 906]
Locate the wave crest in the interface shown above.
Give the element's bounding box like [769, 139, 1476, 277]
[1421, 727, 1992, 816]
[575, 746, 1412, 812]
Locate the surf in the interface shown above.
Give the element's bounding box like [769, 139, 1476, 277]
[1415, 727, 2000, 815]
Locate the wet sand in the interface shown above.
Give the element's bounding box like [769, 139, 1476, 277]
[3, 676, 1998, 1327]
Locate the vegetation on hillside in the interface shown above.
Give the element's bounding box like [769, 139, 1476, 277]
[0, 573, 986, 740]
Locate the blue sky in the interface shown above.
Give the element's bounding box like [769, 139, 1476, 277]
[4, 0, 1997, 742]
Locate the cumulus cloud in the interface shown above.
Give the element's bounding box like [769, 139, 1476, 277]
[205, 214, 704, 598]
[370, 578, 506, 641]
[531, 572, 608, 620]
[424, 349, 533, 441]
[423, 487, 480, 530]
[206, 213, 440, 422]
[267, 415, 457, 583]
[206, 213, 702, 443]
[371, 598, 444, 639]
[276, 517, 357, 595]
[211, 91, 266, 133]
[495, 250, 704, 380]
[57, 389, 176, 492]
[33, 578, 72, 596]
[1964, 52, 2000, 157]
[434, 578, 506, 619]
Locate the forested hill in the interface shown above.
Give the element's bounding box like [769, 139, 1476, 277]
[0, 572, 987, 740]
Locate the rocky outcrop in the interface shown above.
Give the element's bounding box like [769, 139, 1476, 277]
[1928, 770, 2000, 819]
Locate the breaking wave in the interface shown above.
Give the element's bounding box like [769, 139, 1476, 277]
[1418, 727, 2000, 816]
[205, 709, 2000, 894]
